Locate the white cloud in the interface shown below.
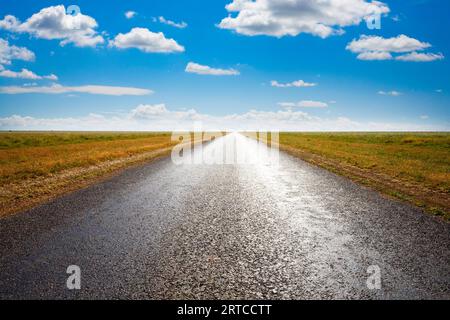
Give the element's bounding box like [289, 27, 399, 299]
[356, 51, 392, 61]
[420, 115, 429, 120]
[44, 74, 58, 81]
[130, 104, 170, 118]
[129, 104, 203, 123]
[347, 35, 444, 62]
[0, 38, 35, 65]
[347, 34, 430, 53]
[218, 0, 389, 38]
[158, 16, 187, 29]
[271, 80, 317, 88]
[185, 62, 240, 76]
[1, 104, 446, 132]
[396, 52, 444, 62]
[0, 5, 104, 47]
[0, 68, 58, 80]
[278, 100, 328, 108]
[378, 90, 402, 96]
[0, 68, 40, 79]
[125, 11, 137, 19]
[110, 27, 184, 53]
[0, 15, 20, 30]
[0, 83, 152, 96]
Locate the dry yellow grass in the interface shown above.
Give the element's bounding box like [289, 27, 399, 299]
[277, 132, 450, 220]
[2, 131, 449, 220]
[0, 133, 173, 184]
[0, 132, 175, 217]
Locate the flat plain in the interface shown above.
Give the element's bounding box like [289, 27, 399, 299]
[0, 133, 448, 299]
[278, 132, 450, 220]
[1, 131, 449, 220]
[0, 131, 174, 217]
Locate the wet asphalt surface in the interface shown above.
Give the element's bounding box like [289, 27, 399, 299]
[0, 133, 449, 299]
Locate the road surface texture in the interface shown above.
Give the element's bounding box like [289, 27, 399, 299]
[0, 133, 449, 299]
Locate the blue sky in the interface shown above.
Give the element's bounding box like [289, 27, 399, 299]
[0, 0, 449, 131]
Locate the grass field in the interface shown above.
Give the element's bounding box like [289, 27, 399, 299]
[278, 132, 450, 220]
[1, 131, 449, 220]
[0, 132, 174, 184]
[0, 132, 175, 217]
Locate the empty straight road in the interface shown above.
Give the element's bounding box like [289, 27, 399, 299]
[0, 133, 449, 299]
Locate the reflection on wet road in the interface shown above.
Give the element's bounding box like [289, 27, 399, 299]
[0, 133, 449, 299]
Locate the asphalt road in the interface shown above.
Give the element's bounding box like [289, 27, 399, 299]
[0, 133, 449, 299]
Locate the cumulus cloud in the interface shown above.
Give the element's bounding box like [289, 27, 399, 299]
[271, 80, 317, 88]
[110, 27, 184, 53]
[396, 52, 444, 62]
[356, 51, 392, 61]
[0, 83, 152, 95]
[0, 38, 35, 65]
[0, 104, 445, 132]
[185, 62, 240, 76]
[0, 68, 57, 80]
[0, 5, 104, 47]
[378, 90, 402, 96]
[130, 104, 170, 118]
[0, 69, 40, 79]
[347, 34, 430, 53]
[45, 74, 58, 81]
[278, 100, 328, 108]
[347, 35, 444, 62]
[218, 0, 389, 38]
[125, 11, 137, 19]
[158, 16, 187, 29]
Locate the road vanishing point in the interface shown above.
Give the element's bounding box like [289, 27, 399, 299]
[0, 133, 449, 299]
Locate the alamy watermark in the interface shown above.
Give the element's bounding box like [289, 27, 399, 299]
[366, 265, 381, 290]
[66, 5, 82, 30]
[366, 13, 382, 30]
[66, 265, 81, 290]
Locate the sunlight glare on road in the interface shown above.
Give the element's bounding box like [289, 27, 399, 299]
[189, 132, 280, 166]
